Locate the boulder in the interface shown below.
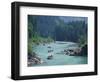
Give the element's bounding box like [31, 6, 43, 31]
[72, 44, 87, 56]
[47, 55, 53, 60]
[28, 52, 43, 66]
[47, 46, 51, 48]
[78, 44, 87, 56]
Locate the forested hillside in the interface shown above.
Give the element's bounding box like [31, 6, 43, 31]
[28, 15, 87, 44]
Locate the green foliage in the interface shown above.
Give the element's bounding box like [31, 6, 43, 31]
[28, 39, 33, 54]
[54, 20, 87, 42]
[78, 35, 87, 47]
[28, 22, 33, 38]
[28, 15, 87, 55]
[28, 15, 37, 38]
[46, 36, 54, 43]
[28, 16, 37, 54]
[32, 35, 54, 44]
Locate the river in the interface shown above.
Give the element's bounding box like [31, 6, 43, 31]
[32, 41, 87, 66]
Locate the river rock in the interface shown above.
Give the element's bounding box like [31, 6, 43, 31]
[28, 52, 43, 66]
[47, 46, 51, 48]
[78, 44, 87, 56]
[47, 55, 53, 60]
[69, 44, 87, 56]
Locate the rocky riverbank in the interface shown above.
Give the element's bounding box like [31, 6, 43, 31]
[63, 44, 87, 56]
[28, 52, 44, 66]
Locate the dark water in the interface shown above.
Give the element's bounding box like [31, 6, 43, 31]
[32, 41, 87, 66]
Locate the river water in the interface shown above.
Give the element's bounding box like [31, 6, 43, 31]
[32, 41, 87, 66]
